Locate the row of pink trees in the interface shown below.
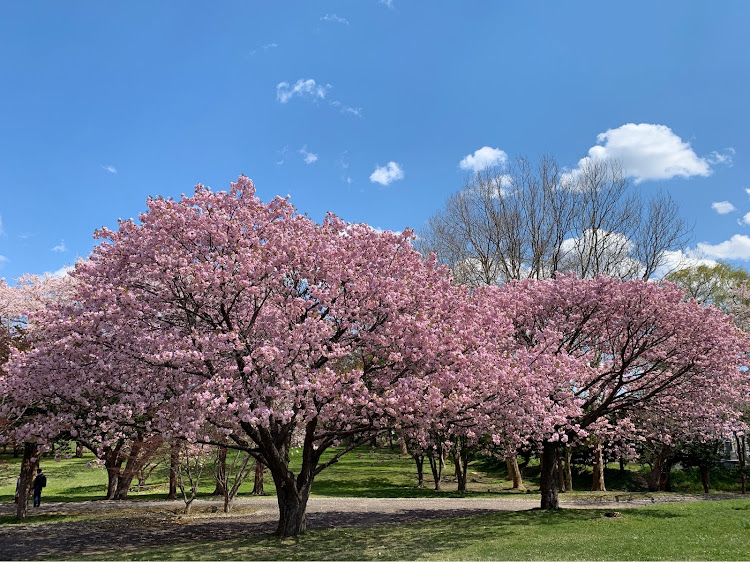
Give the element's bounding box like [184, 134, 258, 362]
[2, 177, 748, 535]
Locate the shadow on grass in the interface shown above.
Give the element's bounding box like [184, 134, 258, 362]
[114, 509, 613, 561]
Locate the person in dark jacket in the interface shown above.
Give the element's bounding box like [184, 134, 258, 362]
[32, 468, 46, 507]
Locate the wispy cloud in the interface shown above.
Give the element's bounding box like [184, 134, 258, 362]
[459, 146, 508, 173]
[379, 0, 394, 8]
[276, 146, 288, 166]
[0, 255, 7, 266]
[370, 161, 404, 186]
[250, 42, 279, 56]
[712, 201, 736, 215]
[299, 146, 318, 164]
[276, 78, 329, 104]
[101, 164, 117, 174]
[0, 214, 5, 237]
[52, 240, 67, 253]
[321, 14, 349, 25]
[330, 100, 362, 117]
[707, 148, 735, 166]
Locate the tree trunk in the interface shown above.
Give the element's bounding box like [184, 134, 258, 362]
[16, 443, 39, 520]
[399, 431, 408, 456]
[540, 441, 559, 510]
[647, 445, 673, 492]
[212, 445, 227, 496]
[564, 448, 573, 492]
[506, 455, 525, 490]
[251, 461, 265, 495]
[660, 458, 674, 492]
[591, 442, 606, 491]
[428, 446, 444, 490]
[414, 454, 425, 488]
[452, 438, 468, 494]
[106, 468, 120, 499]
[167, 444, 179, 499]
[556, 449, 566, 492]
[75, 442, 84, 458]
[699, 465, 711, 494]
[102, 442, 124, 499]
[112, 439, 149, 500]
[275, 483, 310, 537]
[736, 433, 747, 495]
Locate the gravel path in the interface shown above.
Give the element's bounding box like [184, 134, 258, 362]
[0, 493, 740, 560]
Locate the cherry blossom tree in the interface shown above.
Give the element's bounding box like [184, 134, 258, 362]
[6, 177, 512, 536]
[0, 273, 75, 519]
[487, 274, 749, 509]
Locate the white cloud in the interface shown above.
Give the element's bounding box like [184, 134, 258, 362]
[573, 123, 712, 184]
[262, 42, 278, 50]
[379, 0, 394, 7]
[459, 146, 508, 173]
[0, 214, 5, 236]
[745, 188, 750, 198]
[712, 201, 736, 215]
[741, 212, 750, 226]
[49, 264, 74, 278]
[101, 164, 117, 174]
[707, 148, 734, 166]
[299, 146, 318, 164]
[330, 100, 362, 117]
[0, 255, 7, 265]
[51, 240, 67, 253]
[651, 250, 717, 279]
[321, 14, 349, 24]
[276, 79, 329, 104]
[696, 235, 750, 260]
[370, 161, 404, 186]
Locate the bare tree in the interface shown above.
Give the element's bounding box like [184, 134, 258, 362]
[418, 156, 690, 283]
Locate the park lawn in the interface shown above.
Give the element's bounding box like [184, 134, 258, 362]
[0, 446, 521, 505]
[1, 445, 744, 507]
[72, 499, 750, 561]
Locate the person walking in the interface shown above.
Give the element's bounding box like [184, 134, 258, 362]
[32, 468, 46, 507]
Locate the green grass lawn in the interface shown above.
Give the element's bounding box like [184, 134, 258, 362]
[0, 446, 522, 504]
[1, 445, 747, 504]
[70, 499, 750, 561]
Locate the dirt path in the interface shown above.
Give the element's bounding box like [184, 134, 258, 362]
[0, 494, 741, 560]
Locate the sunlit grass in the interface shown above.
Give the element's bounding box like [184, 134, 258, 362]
[70, 499, 750, 561]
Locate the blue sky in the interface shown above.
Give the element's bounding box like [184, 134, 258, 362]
[1, 1, 749, 281]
